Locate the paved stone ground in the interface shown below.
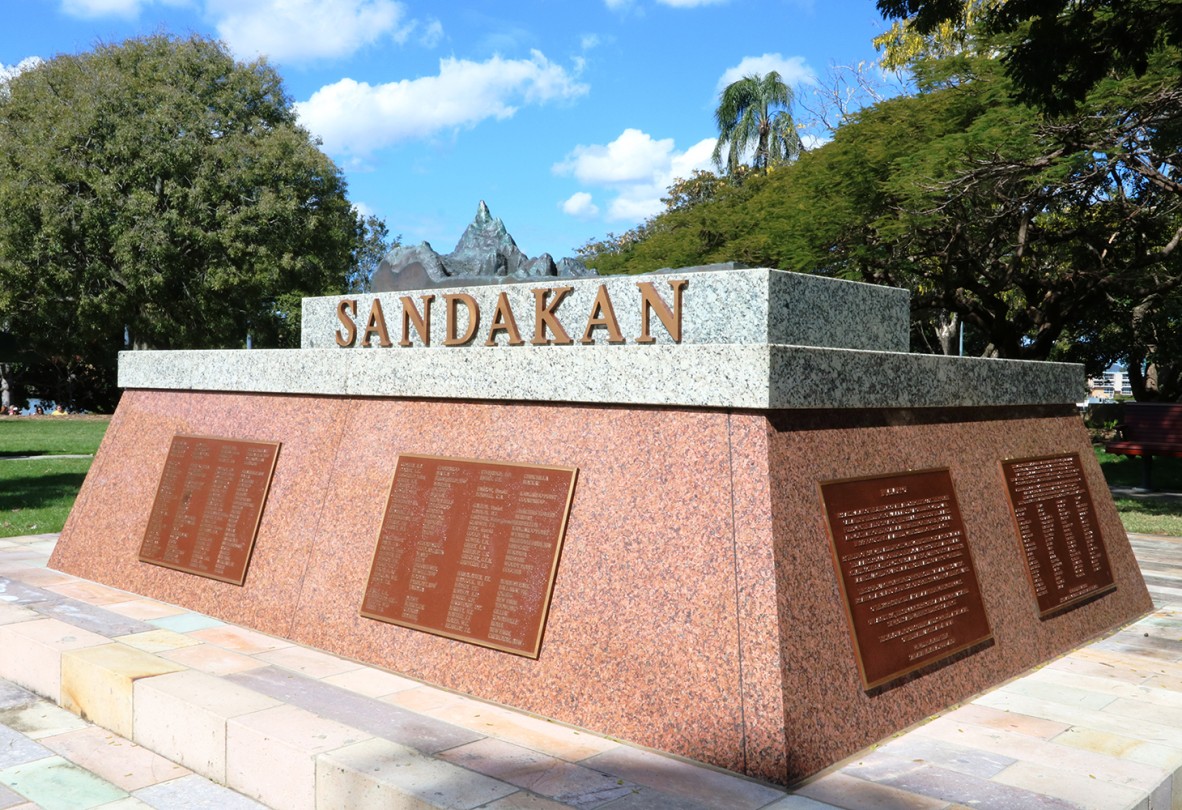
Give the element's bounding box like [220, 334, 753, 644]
[1, 531, 1181, 809]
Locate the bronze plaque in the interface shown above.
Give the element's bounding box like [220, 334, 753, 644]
[821, 469, 992, 690]
[361, 454, 578, 658]
[1002, 454, 1115, 617]
[138, 435, 280, 585]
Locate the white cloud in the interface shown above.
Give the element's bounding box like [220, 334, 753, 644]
[656, 0, 728, 6]
[61, 0, 148, 17]
[417, 18, 444, 48]
[210, 0, 412, 63]
[296, 50, 588, 158]
[0, 57, 44, 84]
[715, 53, 815, 93]
[554, 130, 715, 223]
[562, 192, 600, 219]
[580, 34, 600, 50]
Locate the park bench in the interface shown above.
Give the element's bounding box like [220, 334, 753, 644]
[1106, 402, 1182, 489]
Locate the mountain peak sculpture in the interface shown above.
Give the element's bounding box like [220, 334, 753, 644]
[370, 201, 597, 292]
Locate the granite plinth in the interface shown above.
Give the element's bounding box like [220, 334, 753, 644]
[300, 267, 912, 352]
[117, 344, 1083, 410]
[50, 390, 1151, 783]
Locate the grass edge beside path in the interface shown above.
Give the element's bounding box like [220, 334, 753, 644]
[0, 416, 109, 538]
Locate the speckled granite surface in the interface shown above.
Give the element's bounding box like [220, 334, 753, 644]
[300, 267, 911, 352]
[50, 392, 1151, 784]
[117, 344, 1084, 410]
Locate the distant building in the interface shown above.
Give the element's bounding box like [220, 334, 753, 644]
[1088, 366, 1133, 399]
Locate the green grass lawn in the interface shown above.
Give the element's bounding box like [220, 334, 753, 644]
[1092, 446, 1182, 535]
[0, 416, 109, 538]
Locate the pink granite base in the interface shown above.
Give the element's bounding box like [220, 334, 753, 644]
[51, 391, 1152, 784]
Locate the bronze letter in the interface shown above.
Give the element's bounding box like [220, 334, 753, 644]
[444, 293, 480, 346]
[399, 294, 434, 347]
[485, 292, 525, 346]
[531, 286, 574, 346]
[580, 284, 625, 344]
[361, 299, 393, 348]
[335, 299, 358, 347]
[636, 279, 687, 343]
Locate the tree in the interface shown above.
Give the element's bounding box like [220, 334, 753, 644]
[877, 0, 1182, 113]
[0, 35, 364, 410]
[712, 72, 803, 175]
[348, 215, 401, 293]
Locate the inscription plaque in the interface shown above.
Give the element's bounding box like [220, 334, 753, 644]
[820, 469, 992, 690]
[1002, 454, 1115, 617]
[361, 454, 578, 658]
[138, 435, 280, 585]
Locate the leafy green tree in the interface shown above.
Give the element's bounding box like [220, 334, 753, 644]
[0, 34, 364, 409]
[877, 0, 1182, 113]
[349, 215, 401, 293]
[712, 72, 803, 175]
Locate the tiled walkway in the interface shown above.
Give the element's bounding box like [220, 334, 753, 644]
[1, 532, 1181, 809]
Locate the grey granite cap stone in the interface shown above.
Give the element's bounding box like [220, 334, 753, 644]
[301, 267, 911, 353]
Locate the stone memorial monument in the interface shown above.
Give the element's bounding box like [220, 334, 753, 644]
[51, 204, 1152, 784]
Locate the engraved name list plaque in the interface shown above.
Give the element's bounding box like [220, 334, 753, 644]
[361, 454, 578, 658]
[1002, 454, 1115, 617]
[821, 469, 992, 690]
[138, 435, 280, 585]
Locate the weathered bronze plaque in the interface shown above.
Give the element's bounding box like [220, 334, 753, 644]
[138, 435, 280, 585]
[821, 469, 992, 690]
[361, 454, 578, 658]
[1002, 454, 1115, 617]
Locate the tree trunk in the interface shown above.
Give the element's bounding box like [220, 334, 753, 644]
[0, 364, 10, 410]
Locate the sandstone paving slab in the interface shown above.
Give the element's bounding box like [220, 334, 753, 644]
[0, 784, 24, 810]
[10, 568, 74, 588]
[792, 772, 950, 810]
[840, 755, 1078, 809]
[0, 700, 88, 740]
[862, 736, 1015, 780]
[0, 576, 64, 606]
[133, 669, 281, 782]
[252, 645, 364, 679]
[145, 612, 225, 634]
[132, 773, 270, 810]
[484, 793, 586, 810]
[102, 599, 187, 621]
[225, 703, 371, 810]
[320, 664, 419, 698]
[0, 682, 35, 712]
[582, 745, 785, 810]
[0, 725, 52, 770]
[386, 685, 618, 762]
[44, 580, 135, 605]
[226, 665, 482, 753]
[0, 755, 127, 810]
[28, 598, 155, 638]
[1051, 725, 1182, 770]
[439, 736, 636, 807]
[157, 642, 268, 676]
[317, 736, 519, 810]
[60, 643, 185, 738]
[915, 714, 1169, 791]
[992, 760, 1147, 810]
[39, 726, 189, 791]
[999, 678, 1120, 712]
[114, 629, 203, 654]
[976, 688, 1182, 749]
[186, 624, 293, 655]
[0, 605, 38, 627]
[937, 703, 1071, 740]
[1029, 665, 1182, 708]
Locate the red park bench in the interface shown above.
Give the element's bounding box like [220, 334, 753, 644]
[1105, 402, 1182, 489]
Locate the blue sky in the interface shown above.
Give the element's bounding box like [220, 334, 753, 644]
[0, 0, 895, 262]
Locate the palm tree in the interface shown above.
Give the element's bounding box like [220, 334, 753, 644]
[712, 71, 803, 175]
